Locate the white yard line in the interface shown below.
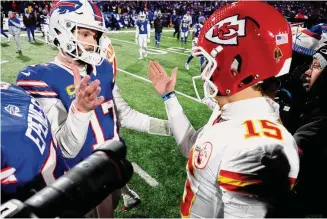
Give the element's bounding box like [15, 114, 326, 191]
[161, 35, 180, 40]
[1, 60, 9, 65]
[19, 33, 43, 37]
[118, 68, 202, 103]
[132, 162, 159, 187]
[108, 29, 193, 34]
[109, 29, 174, 34]
[110, 37, 189, 56]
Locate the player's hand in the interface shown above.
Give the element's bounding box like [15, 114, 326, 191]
[147, 38, 150, 43]
[70, 64, 104, 113]
[147, 61, 178, 95]
[135, 38, 138, 44]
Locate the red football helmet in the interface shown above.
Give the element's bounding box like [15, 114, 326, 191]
[192, 1, 292, 101]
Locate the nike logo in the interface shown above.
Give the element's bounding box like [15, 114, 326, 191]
[21, 71, 31, 76]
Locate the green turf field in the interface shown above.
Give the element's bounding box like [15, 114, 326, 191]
[0, 29, 212, 217]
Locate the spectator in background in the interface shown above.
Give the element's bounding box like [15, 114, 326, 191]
[11, 1, 17, 12]
[1, 11, 10, 42]
[8, 11, 21, 54]
[291, 24, 323, 72]
[170, 10, 177, 27]
[23, 8, 36, 43]
[40, 9, 49, 44]
[293, 45, 327, 217]
[154, 11, 163, 48]
[173, 15, 181, 40]
[295, 9, 308, 19]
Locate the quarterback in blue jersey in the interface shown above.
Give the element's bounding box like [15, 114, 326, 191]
[135, 12, 150, 59]
[185, 16, 205, 70]
[1, 82, 68, 203]
[180, 14, 191, 48]
[17, 0, 170, 214]
[17, 0, 116, 167]
[17, 1, 120, 216]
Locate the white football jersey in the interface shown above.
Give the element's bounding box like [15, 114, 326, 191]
[180, 97, 299, 218]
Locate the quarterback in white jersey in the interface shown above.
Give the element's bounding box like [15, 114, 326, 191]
[148, 2, 299, 218]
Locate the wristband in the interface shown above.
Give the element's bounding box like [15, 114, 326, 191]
[161, 91, 176, 101]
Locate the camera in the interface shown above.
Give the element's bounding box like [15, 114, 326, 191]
[1, 140, 133, 218]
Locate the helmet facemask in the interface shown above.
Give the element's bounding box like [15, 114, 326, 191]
[191, 46, 222, 104]
[55, 19, 107, 66]
[139, 13, 146, 21]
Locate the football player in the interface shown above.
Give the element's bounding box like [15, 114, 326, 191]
[17, 0, 170, 213]
[16, 1, 121, 217]
[1, 82, 68, 203]
[135, 12, 150, 60]
[185, 16, 205, 71]
[180, 14, 191, 48]
[148, 2, 299, 218]
[40, 9, 50, 44]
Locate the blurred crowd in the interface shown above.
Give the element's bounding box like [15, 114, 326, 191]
[1, 1, 326, 31]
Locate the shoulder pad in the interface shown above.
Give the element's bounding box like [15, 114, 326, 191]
[16, 63, 58, 98]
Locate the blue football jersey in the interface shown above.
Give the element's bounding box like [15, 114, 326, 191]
[1, 82, 68, 195]
[16, 59, 120, 168]
[194, 23, 202, 38]
[181, 20, 190, 33]
[137, 20, 149, 35]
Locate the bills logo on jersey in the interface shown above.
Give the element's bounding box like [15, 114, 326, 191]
[50, 0, 83, 16]
[5, 105, 23, 117]
[205, 15, 245, 45]
[194, 142, 212, 169]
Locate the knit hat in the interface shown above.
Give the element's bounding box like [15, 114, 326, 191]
[313, 44, 327, 70]
[292, 24, 323, 56]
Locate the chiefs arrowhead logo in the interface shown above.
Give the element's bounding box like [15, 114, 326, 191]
[194, 142, 212, 169]
[205, 15, 246, 45]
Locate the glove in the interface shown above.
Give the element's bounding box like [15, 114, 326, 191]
[135, 38, 138, 44]
[147, 38, 150, 43]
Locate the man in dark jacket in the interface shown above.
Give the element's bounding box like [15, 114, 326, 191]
[23, 8, 36, 42]
[154, 11, 163, 48]
[173, 15, 181, 41]
[293, 44, 327, 217]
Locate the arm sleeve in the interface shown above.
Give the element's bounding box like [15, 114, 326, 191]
[164, 96, 201, 157]
[9, 19, 21, 28]
[147, 22, 150, 38]
[36, 98, 92, 158]
[135, 24, 139, 38]
[113, 84, 149, 132]
[113, 84, 170, 136]
[17, 66, 92, 158]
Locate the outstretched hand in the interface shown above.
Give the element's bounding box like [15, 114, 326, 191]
[147, 61, 178, 95]
[69, 63, 104, 113]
